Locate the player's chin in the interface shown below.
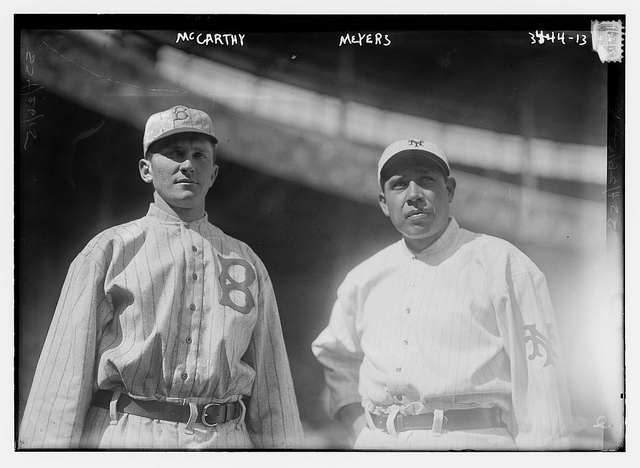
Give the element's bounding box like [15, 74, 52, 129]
[409, 214, 440, 230]
[174, 184, 205, 195]
[172, 183, 201, 193]
[403, 217, 433, 231]
[399, 226, 432, 240]
[166, 191, 205, 206]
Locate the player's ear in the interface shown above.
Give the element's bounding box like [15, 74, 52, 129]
[378, 192, 390, 217]
[209, 164, 219, 188]
[446, 176, 456, 202]
[139, 158, 153, 184]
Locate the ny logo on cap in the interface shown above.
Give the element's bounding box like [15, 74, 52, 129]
[408, 139, 425, 148]
[172, 106, 190, 122]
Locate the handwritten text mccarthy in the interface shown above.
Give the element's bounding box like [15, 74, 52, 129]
[176, 31, 245, 46]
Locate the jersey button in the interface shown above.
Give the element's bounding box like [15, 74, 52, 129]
[192, 273, 198, 281]
[403, 339, 409, 345]
[190, 303, 196, 311]
[186, 336, 192, 344]
[406, 308, 411, 314]
[181, 372, 188, 380]
[396, 367, 402, 373]
[410, 281, 415, 287]
[192, 246, 198, 252]
[396, 394, 403, 401]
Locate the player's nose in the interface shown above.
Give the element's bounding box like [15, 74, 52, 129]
[180, 158, 195, 174]
[406, 181, 425, 200]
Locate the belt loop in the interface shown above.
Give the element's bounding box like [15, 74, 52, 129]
[184, 402, 198, 434]
[385, 405, 401, 438]
[431, 409, 444, 436]
[235, 399, 247, 428]
[363, 401, 375, 430]
[109, 389, 121, 425]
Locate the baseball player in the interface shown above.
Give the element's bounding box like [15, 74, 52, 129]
[19, 105, 304, 449]
[312, 139, 574, 450]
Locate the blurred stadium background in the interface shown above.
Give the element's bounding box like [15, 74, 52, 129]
[17, 19, 623, 450]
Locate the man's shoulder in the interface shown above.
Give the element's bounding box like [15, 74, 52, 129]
[92, 217, 146, 241]
[205, 222, 265, 266]
[459, 227, 542, 275]
[460, 228, 515, 253]
[78, 217, 146, 257]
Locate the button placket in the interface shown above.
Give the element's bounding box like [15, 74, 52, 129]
[180, 225, 201, 387]
[393, 253, 419, 393]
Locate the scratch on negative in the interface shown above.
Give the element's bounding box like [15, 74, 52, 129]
[508, 185, 513, 218]
[41, 40, 185, 93]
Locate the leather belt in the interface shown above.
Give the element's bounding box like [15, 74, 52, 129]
[370, 407, 505, 433]
[91, 390, 242, 427]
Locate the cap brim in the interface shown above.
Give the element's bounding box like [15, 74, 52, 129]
[380, 150, 450, 182]
[146, 127, 219, 153]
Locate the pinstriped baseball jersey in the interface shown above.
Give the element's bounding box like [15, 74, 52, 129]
[19, 204, 304, 449]
[312, 217, 573, 450]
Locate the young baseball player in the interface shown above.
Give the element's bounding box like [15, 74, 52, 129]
[19, 105, 304, 449]
[312, 139, 574, 450]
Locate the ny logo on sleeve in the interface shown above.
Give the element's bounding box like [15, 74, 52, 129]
[524, 323, 557, 367]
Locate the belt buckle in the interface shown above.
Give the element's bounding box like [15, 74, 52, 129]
[202, 403, 223, 427]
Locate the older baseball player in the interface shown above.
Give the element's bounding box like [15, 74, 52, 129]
[312, 139, 573, 450]
[19, 105, 304, 449]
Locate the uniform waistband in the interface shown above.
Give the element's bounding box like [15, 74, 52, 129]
[91, 390, 242, 427]
[369, 407, 505, 434]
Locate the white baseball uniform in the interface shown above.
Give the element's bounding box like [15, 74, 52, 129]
[312, 217, 573, 450]
[19, 203, 304, 449]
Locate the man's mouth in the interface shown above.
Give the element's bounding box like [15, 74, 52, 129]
[406, 209, 429, 219]
[175, 179, 198, 185]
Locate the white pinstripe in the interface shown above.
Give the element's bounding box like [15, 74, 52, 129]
[19, 204, 304, 449]
[312, 217, 573, 450]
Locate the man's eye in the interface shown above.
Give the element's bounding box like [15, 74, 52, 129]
[194, 152, 207, 159]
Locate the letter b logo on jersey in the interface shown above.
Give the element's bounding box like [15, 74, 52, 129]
[217, 255, 257, 315]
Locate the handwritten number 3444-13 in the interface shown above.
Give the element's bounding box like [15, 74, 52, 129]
[529, 31, 588, 45]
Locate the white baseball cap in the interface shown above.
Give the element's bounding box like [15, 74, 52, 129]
[143, 105, 218, 155]
[378, 139, 450, 187]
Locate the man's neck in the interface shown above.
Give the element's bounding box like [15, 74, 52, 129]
[403, 218, 451, 254]
[404, 235, 439, 254]
[153, 194, 205, 223]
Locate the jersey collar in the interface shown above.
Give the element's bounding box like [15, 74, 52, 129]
[146, 203, 210, 228]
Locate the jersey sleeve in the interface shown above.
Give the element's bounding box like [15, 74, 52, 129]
[493, 266, 574, 450]
[19, 252, 109, 448]
[241, 259, 305, 449]
[311, 275, 364, 419]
